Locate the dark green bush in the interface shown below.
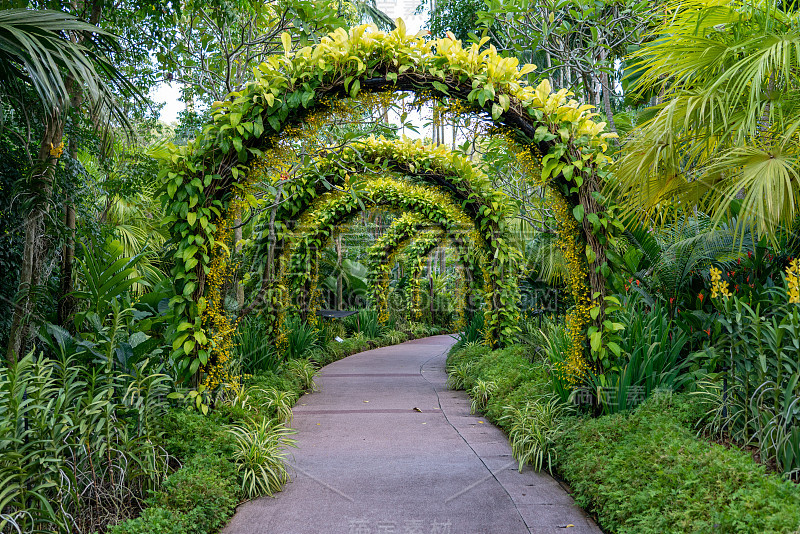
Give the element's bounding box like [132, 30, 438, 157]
[149, 455, 238, 534]
[446, 343, 550, 427]
[159, 410, 236, 460]
[555, 393, 800, 534]
[107, 507, 188, 534]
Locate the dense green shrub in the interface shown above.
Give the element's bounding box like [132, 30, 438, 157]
[109, 453, 238, 534]
[107, 507, 189, 534]
[448, 343, 800, 534]
[556, 393, 800, 534]
[150, 455, 238, 534]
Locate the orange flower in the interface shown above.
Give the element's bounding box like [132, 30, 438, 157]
[698, 293, 704, 302]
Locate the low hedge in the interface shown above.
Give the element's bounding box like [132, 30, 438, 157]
[447, 344, 800, 534]
[557, 394, 800, 534]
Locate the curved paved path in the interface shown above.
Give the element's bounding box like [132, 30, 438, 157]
[224, 335, 600, 534]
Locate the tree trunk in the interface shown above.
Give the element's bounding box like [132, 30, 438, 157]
[601, 71, 619, 144]
[336, 234, 343, 310]
[58, 87, 84, 326]
[599, 49, 619, 144]
[58, 202, 76, 325]
[427, 255, 434, 315]
[7, 112, 65, 362]
[235, 211, 244, 308]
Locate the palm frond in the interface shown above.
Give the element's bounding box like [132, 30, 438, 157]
[0, 8, 137, 128]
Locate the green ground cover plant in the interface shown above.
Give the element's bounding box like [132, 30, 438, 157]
[447, 340, 800, 534]
[557, 394, 800, 534]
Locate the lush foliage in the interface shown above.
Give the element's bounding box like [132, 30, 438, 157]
[615, 0, 800, 241]
[156, 21, 619, 383]
[557, 393, 800, 534]
[449, 339, 800, 533]
[0, 353, 171, 533]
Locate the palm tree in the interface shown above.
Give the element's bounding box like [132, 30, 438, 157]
[0, 8, 129, 118]
[1, 8, 133, 362]
[613, 0, 800, 242]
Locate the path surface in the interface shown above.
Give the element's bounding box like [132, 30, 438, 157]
[223, 335, 601, 534]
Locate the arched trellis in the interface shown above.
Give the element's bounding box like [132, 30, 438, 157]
[364, 212, 481, 326]
[399, 231, 463, 322]
[242, 137, 522, 348]
[158, 22, 619, 383]
[277, 177, 508, 344]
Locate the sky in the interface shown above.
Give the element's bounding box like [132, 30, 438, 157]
[149, 5, 427, 125]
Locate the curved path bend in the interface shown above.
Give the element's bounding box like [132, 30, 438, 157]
[223, 335, 601, 534]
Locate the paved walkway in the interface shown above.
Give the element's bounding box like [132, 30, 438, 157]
[223, 335, 600, 534]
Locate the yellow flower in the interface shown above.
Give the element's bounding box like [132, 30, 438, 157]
[786, 263, 800, 304]
[49, 142, 64, 158]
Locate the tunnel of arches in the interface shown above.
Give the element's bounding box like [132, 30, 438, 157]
[267, 176, 506, 350]
[158, 23, 618, 385]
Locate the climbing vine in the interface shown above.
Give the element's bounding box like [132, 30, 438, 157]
[279, 177, 499, 338]
[364, 212, 480, 325]
[157, 22, 621, 384]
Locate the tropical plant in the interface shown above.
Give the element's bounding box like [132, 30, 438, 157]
[381, 329, 406, 345]
[283, 316, 319, 360]
[453, 309, 484, 351]
[0, 8, 130, 116]
[501, 397, 569, 474]
[71, 239, 146, 326]
[79, 147, 169, 293]
[283, 358, 318, 392]
[0, 351, 171, 533]
[343, 308, 384, 339]
[228, 417, 297, 499]
[615, 0, 800, 242]
[619, 215, 756, 315]
[694, 291, 800, 479]
[321, 257, 370, 308]
[470, 379, 497, 414]
[583, 299, 693, 415]
[234, 315, 281, 374]
[258, 387, 299, 424]
[2, 8, 138, 362]
[447, 360, 476, 391]
[541, 320, 574, 404]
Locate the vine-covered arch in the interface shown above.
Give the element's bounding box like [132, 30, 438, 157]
[364, 212, 482, 326]
[400, 231, 460, 322]
[277, 177, 506, 343]
[158, 22, 620, 382]
[242, 137, 522, 346]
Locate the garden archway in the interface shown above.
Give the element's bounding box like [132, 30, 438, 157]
[275, 176, 507, 346]
[159, 23, 618, 382]
[363, 212, 482, 327]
